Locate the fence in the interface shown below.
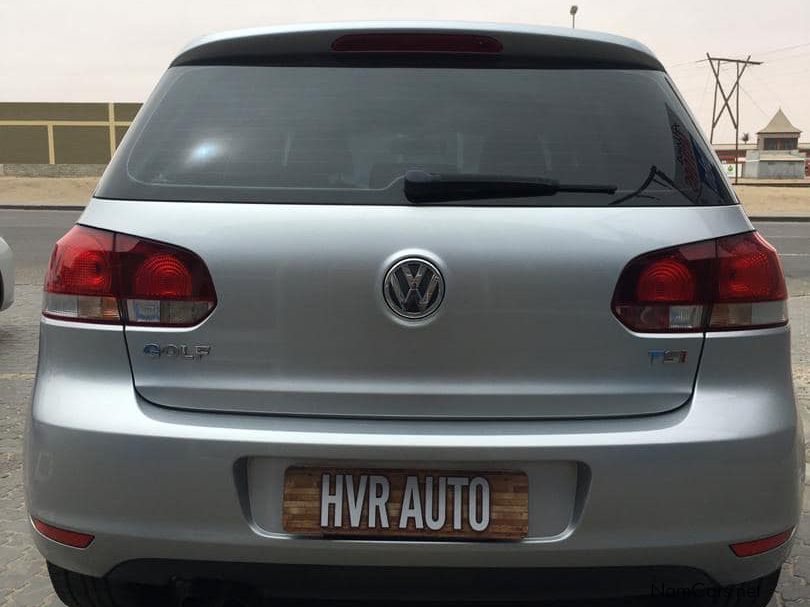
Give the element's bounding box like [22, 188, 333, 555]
[0, 102, 141, 168]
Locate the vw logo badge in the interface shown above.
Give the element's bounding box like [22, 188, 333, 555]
[383, 258, 444, 319]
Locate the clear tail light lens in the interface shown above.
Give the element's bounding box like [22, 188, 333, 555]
[44, 226, 216, 327]
[613, 232, 787, 333]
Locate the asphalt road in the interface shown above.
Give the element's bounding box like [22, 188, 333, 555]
[0, 209, 808, 607]
[761, 221, 810, 297]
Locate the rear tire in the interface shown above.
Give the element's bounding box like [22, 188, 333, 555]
[47, 562, 173, 607]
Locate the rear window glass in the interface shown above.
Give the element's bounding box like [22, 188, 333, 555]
[97, 66, 735, 206]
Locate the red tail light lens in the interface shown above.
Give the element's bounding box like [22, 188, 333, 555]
[44, 226, 119, 323]
[613, 232, 787, 333]
[44, 226, 216, 327]
[133, 254, 193, 298]
[331, 33, 503, 54]
[32, 518, 94, 549]
[116, 234, 216, 326]
[612, 240, 715, 332]
[711, 232, 788, 330]
[636, 259, 697, 303]
[731, 528, 793, 557]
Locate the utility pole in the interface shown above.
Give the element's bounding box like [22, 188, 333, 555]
[706, 54, 762, 184]
[570, 5, 578, 28]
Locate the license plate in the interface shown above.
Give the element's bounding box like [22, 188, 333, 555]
[283, 467, 528, 540]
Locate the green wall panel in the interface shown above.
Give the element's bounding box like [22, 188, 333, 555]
[0, 125, 50, 163]
[53, 126, 110, 164]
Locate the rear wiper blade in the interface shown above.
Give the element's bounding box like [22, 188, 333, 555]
[404, 169, 617, 204]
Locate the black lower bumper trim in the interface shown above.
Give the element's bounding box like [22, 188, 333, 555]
[108, 561, 717, 601]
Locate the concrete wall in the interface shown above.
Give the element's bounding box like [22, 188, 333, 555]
[744, 160, 806, 179]
[0, 102, 141, 170]
[743, 150, 807, 178]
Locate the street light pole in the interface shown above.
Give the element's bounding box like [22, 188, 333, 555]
[570, 5, 578, 28]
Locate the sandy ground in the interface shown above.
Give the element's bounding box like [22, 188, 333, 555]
[0, 177, 98, 206]
[735, 185, 810, 217]
[0, 176, 809, 216]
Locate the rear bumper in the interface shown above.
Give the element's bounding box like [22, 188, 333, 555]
[108, 561, 723, 601]
[26, 320, 804, 592]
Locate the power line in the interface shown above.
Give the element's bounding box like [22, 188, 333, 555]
[706, 54, 762, 184]
[696, 69, 712, 118]
[668, 42, 810, 71]
[740, 85, 768, 118]
[767, 49, 810, 60]
[707, 54, 762, 141]
[748, 70, 787, 109]
[753, 41, 810, 57]
[669, 59, 706, 69]
[764, 66, 810, 79]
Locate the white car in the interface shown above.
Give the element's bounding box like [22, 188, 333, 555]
[0, 236, 13, 310]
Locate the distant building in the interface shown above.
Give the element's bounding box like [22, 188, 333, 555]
[742, 109, 807, 179]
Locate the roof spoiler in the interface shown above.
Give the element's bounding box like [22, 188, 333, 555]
[170, 22, 664, 71]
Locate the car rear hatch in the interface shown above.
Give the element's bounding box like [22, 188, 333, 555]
[85, 26, 749, 419]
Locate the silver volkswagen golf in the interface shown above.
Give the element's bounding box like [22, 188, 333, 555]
[25, 22, 803, 607]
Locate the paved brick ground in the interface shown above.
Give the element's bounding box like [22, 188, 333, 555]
[0, 283, 64, 607]
[1, 284, 809, 606]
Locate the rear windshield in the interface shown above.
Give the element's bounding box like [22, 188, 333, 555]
[97, 65, 735, 206]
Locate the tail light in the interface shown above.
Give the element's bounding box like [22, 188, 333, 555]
[613, 231, 787, 333]
[331, 33, 503, 53]
[731, 528, 793, 557]
[44, 226, 216, 327]
[43, 227, 120, 323]
[32, 518, 94, 549]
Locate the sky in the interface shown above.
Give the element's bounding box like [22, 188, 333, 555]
[1, 0, 808, 143]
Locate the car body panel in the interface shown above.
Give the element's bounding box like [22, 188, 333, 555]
[171, 21, 663, 70]
[0, 236, 13, 310]
[79, 201, 751, 420]
[26, 319, 802, 587]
